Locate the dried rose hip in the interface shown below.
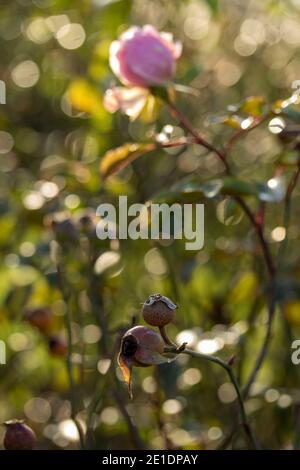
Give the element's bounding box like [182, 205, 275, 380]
[142, 293, 177, 327]
[118, 325, 172, 397]
[48, 335, 67, 357]
[4, 420, 36, 450]
[24, 307, 52, 332]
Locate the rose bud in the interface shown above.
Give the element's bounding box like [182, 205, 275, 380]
[48, 335, 67, 357]
[118, 326, 173, 397]
[51, 218, 79, 245]
[3, 420, 36, 450]
[24, 307, 52, 333]
[142, 293, 177, 327]
[109, 25, 182, 88]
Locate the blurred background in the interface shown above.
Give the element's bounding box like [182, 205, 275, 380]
[1, 0, 300, 450]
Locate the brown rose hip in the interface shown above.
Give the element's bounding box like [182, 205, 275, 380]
[142, 293, 177, 327]
[3, 420, 36, 450]
[24, 307, 52, 333]
[48, 335, 68, 357]
[118, 325, 171, 397]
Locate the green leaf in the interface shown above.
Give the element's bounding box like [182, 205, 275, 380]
[150, 85, 171, 103]
[150, 188, 204, 205]
[276, 151, 300, 167]
[205, 0, 219, 14]
[281, 106, 300, 124]
[221, 177, 258, 196]
[151, 177, 258, 204]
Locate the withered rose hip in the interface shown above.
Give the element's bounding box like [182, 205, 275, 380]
[142, 293, 177, 327]
[4, 420, 36, 450]
[48, 336, 68, 357]
[24, 307, 52, 332]
[118, 326, 170, 397]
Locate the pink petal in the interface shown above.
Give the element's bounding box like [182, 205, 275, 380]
[103, 86, 149, 118]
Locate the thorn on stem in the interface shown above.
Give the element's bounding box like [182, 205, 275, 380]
[176, 342, 187, 353]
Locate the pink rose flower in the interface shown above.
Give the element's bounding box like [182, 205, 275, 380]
[103, 86, 149, 118]
[109, 25, 182, 88]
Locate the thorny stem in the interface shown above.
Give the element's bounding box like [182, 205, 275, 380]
[166, 101, 283, 444]
[168, 102, 275, 275]
[165, 346, 259, 449]
[168, 101, 231, 173]
[56, 263, 86, 449]
[242, 160, 300, 400]
[223, 114, 271, 154]
[234, 195, 276, 278]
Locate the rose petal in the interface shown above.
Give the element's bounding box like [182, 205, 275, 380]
[103, 86, 149, 119]
[108, 25, 180, 87]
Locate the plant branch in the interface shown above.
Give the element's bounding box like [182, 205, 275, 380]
[112, 383, 145, 450]
[277, 157, 300, 265]
[223, 114, 271, 154]
[242, 291, 276, 399]
[168, 101, 276, 278]
[168, 101, 231, 173]
[165, 346, 259, 449]
[167, 100, 279, 423]
[56, 263, 86, 449]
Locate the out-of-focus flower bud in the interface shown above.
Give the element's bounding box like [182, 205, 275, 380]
[24, 307, 52, 333]
[76, 210, 99, 240]
[109, 25, 182, 88]
[3, 420, 36, 450]
[48, 335, 67, 357]
[51, 217, 79, 245]
[118, 325, 172, 397]
[142, 293, 177, 327]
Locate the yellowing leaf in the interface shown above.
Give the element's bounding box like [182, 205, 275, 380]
[219, 115, 243, 128]
[100, 142, 156, 178]
[139, 95, 162, 123]
[240, 96, 265, 117]
[283, 300, 300, 325]
[209, 115, 243, 129]
[67, 79, 105, 116]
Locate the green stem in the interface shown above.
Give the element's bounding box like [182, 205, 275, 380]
[277, 158, 300, 266]
[167, 101, 277, 399]
[56, 263, 86, 449]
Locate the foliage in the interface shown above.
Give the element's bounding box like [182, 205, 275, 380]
[1, 0, 300, 451]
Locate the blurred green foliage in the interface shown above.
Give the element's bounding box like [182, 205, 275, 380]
[1, 0, 300, 451]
